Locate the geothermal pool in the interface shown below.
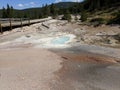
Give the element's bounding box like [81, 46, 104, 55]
[34, 34, 75, 48]
[0, 33, 76, 49]
[51, 36, 70, 45]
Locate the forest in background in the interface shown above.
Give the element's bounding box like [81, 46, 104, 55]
[0, 0, 120, 24]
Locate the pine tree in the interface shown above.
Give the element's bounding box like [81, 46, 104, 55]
[2, 4, 14, 18]
[62, 9, 71, 22]
[2, 7, 7, 18]
[84, 0, 120, 11]
[42, 4, 50, 18]
[45, 4, 50, 16]
[95, 0, 100, 10]
[6, 4, 11, 18]
[39, 12, 43, 19]
[23, 13, 28, 18]
[50, 3, 58, 18]
[10, 6, 14, 18]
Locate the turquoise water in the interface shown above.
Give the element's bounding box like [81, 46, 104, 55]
[51, 36, 70, 45]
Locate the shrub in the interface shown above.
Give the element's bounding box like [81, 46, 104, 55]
[62, 14, 71, 22]
[80, 12, 88, 22]
[108, 12, 120, 24]
[62, 10, 71, 22]
[90, 18, 106, 26]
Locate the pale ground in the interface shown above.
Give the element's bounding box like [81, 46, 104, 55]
[59, 23, 120, 47]
[0, 19, 120, 90]
[0, 48, 62, 90]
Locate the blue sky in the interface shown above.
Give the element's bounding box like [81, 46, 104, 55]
[0, 0, 83, 9]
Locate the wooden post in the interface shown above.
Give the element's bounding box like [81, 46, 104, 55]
[20, 18, 23, 28]
[0, 23, 3, 34]
[28, 18, 30, 26]
[9, 18, 12, 31]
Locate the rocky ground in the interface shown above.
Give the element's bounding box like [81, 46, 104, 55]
[58, 22, 120, 48]
[0, 19, 120, 90]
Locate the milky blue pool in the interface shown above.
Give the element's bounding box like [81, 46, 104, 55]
[51, 36, 70, 45]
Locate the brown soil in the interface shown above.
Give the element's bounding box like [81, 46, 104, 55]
[59, 52, 119, 64]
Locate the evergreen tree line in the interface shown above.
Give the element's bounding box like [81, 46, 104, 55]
[2, 4, 14, 18]
[1, 0, 120, 21]
[1, 4, 58, 19]
[1, 3, 81, 19]
[83, 0, 120, 11]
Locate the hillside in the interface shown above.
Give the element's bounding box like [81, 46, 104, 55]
[82, 0, 120, 25]
[54, 2, 78, 8]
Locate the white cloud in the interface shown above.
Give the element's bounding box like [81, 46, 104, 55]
[55, 0, 83, 3]
[66, 0, 83, 2]
[17, 4, 24, 7]
[30, 2, 35, 5]
[30, 2, 36, 7]
[55, 0, 62, 3]
[17, 2, 36, 8]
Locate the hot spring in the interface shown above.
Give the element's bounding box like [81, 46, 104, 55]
[51, 36, 70, 45]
